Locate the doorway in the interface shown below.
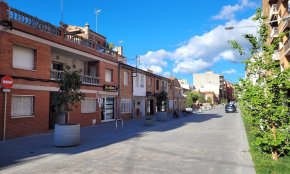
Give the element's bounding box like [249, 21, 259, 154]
[49, 92, 58, 129]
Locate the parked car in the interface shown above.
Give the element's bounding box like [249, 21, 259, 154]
[225, 104, 237, 113]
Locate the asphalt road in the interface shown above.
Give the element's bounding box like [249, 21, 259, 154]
[0, 106, 255, 174]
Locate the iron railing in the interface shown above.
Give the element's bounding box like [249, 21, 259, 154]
[50, 69, 99, 85]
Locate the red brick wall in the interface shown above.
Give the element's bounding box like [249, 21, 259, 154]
[98, 61, 118, 87]
[0, 32, 51, 79]
[68, 92, 101, 126]
[0, 89, 50, 140]
[120, 66, 133, 119]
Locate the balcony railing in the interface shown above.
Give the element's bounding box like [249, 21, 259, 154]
[270, 27, 278, 39]
[50, 69, 99, 85]
[7, 6, 119, 59]
[269, 4, 278, 19]
[9, 7, 61, 37]
[284, 39, 290, 56]
[64, 32, 118, 58]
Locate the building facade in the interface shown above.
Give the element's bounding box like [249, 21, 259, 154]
[0, 2, 181, 140]
[168, 78, 186, 112]
[193, 71, 226, 101]
[0, 2, 121, 139]
[263, 0, 290, 69]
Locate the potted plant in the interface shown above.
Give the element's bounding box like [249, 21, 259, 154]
[156, 90, 168, 121]
[54, 65, 85, 147]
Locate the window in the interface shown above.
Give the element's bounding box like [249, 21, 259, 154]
[105, 69, 113, 82]
[13, 45, 35, 70]
[81, 98, 97, 113]
[11, 95, 34, 117]
[140, 75, 144, 87]
[52, 61, 63, 71]
[135, 74, 140, 87]
[148, 78, 152, 86]
[156, 79, 159, 90]
[124, 71, 128, 85]
[121, 99, 132, 113]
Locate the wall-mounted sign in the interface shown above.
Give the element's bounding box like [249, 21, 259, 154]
[104, 85, 117, 92]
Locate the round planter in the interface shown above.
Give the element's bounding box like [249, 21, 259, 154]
[156, 112, 168, 122]
[54, 124, 80, 147]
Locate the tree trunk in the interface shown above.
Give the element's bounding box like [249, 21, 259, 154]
[65, 112, 69, 124]
[271, 123, 279, 161]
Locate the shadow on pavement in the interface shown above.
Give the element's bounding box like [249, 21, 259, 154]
[0, 109, 223, 169]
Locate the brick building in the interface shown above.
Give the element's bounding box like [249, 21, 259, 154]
[0, 2, 122, 139]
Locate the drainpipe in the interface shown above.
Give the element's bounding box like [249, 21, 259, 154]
[117, 62, 120, 120]
[3, 91, 7, 141]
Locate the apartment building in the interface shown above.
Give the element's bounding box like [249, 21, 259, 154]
[262, 0, 290, 69]
[0, 2, 123, 139]
[193, 71, 226, 101]
[168, 78, 186, 112]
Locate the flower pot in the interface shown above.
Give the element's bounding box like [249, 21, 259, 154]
[54, 123, 80, 147]
[156, 112, 168, 122]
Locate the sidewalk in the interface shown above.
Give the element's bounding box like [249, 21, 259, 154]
[0, 112, 198, 169]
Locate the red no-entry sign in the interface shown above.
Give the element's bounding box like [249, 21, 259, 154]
[1, 76, 13, 89]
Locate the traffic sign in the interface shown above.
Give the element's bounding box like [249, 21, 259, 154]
[1, 76, 13, 89]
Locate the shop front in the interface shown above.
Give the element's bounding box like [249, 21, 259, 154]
[98, 85, 118, 122]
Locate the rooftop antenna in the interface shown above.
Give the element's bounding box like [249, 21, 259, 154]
[95, 9, 101, 33]
[60, 0, 64, 26]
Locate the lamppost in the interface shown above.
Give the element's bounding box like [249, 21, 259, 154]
[225, 15, 290, 30]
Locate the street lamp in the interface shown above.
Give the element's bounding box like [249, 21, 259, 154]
[225, 15, 290, 30]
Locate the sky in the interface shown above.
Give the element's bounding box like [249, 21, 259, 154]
[5, 0, 261, 85]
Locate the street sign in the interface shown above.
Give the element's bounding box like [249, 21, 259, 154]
[1, 76, 13, 89]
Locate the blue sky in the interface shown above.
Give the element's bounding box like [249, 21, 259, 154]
[5, 0, 261, 85]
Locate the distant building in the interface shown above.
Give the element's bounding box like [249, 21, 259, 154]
[193, 71, 226, 101]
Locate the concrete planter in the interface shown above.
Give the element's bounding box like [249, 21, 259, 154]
[54, 124, 80, 147]
[144, 117, 154, 126]
[156, 112, 168, 122]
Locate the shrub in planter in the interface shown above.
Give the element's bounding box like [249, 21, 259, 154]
[54, 65, 85, 147]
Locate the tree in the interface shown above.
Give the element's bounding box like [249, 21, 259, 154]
[185, 91, 199, 107]
[206, 97, 212, 104]
[229, 8, 290, 160]
[198, 94, 206, 104]
[156, 90, 168, 112]
[55, 65, 85, 123]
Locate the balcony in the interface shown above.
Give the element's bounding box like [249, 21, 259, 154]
[270, 27, 278, 39]
[272, 50, 280, 61]
[8, 6, 119, 59]
[269, 4, 278, 24]
[282, 20, 290, 31]
[50, 69, 99, 85]
[9, 7, 61, 37]
[268, 0, 278, 4]
[284, 39, 290, 56]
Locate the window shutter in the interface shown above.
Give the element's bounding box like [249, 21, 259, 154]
[13, 45, 35, 70]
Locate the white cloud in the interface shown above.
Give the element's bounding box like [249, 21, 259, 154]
[139, 16, 257, 76]
[147, 65, 163, 74]
[213, 0, 256, 20]
[162, 71, 171, 78]
[173, 59, 212, 74]
[222, 69, 237, 74]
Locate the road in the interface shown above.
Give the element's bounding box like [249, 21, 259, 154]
[0, 106, 255, 174]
